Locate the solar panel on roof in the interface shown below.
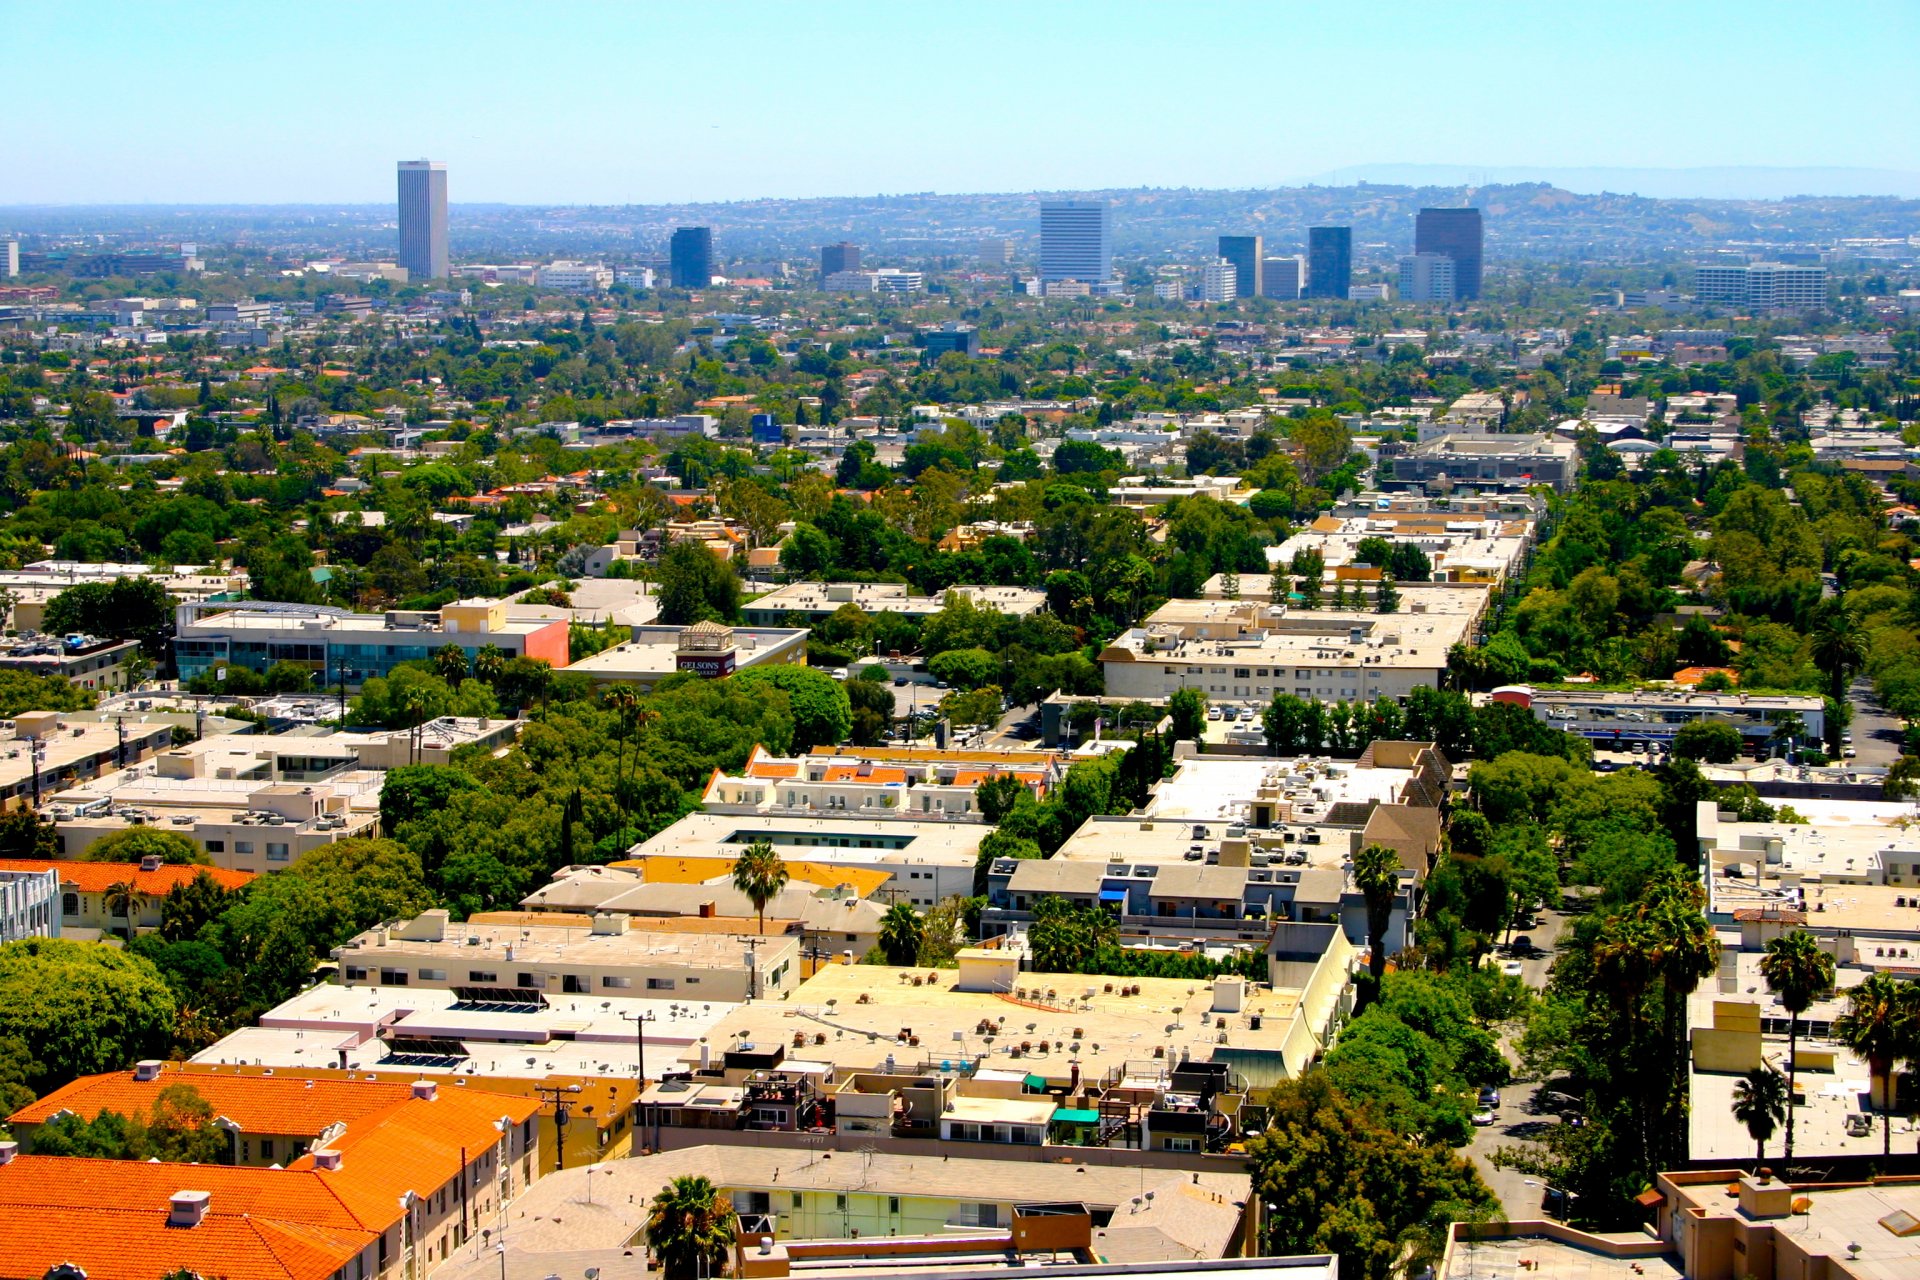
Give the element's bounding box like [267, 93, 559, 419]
[381, 1036, 469, 1059]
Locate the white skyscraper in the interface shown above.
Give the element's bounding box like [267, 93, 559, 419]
[1040, 200, 1112, 284]
[0, 241, 16, 279]
[1398, 253, 1456, 304]
[1198, 259, 1238, 303]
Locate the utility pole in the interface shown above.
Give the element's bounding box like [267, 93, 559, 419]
[532, 1082, 582, 1172]
[622, 1009, 656, 1083]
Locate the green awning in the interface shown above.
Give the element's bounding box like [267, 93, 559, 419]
[1023, 1073, 1048, 1091]
[1053, 1108, 1100, 1124]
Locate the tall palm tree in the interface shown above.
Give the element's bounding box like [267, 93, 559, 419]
[472, 643, 508, 687]
[1352, 843, 1401, 998]
[732, 840, 789, 936]
[1759, 929, 1835, 1160]
[646, 1174, 736, 1280]
[604, 685, 641, 848]
[1832, 971, 1919, 1157]
[1731, 1066, 1788, 1169]
[103, 880, 139, 940]
[878, 902, 922, 967]
[1644, 870, 1722, 1167]
[1808, 607, 1866, 756]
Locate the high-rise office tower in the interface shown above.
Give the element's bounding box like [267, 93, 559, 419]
[1217, 235, 1262, 300]
[0, 240, 16, 279]
[1261, 256, 1305, 300]
[1413, 207, 1482, 300]
[670, 227, 715, 288]
[1306, 226, 1352, 300]
[1040, 200, 1111, 284]
[396, 160, 448, 281]
[1398, 253, 1456, 304]
[820, 242, 860, 283]
[1197, 259, 1238, 303]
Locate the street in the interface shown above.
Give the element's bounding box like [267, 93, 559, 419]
[1463, 900, 1576, 1220]
[1847, 675, 1903, 767]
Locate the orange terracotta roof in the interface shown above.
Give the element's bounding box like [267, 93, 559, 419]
[0, 1157, 372, 1280]
[13, 1063, 412, 1134]
[746, 761, 800, 779]
[0, 859, 254, 895]
[608, 854, 890, 899]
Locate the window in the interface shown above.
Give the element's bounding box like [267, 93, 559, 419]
[379, 968, 410, 985]
[601, 976, 632, 989]
[889, 1197, 901, 1216]
[267, 843, 290, 862]
[516, 973, 546, 989]
[563, 974, 590, 994]
[647, 977, 676, 990]
[60, 893, 77, 916]
[1165, 1137, 1199, 1153]
[419, 968, 446, 982]
[345, 966, 367, 981]
[203, 840, 225, 853]
[235, 841, 254, 855]
[260, 1139, 275, 1160]
[468, 970, 498, 983]
[791, 1192, 804, 1211]
[835, 1194, 848, 1211]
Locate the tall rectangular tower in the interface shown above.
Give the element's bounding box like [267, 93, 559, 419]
[1040, 200, 1111, 284]
[670, 227, 715, 288]
[396, 160, 448, 281]
[1217, 235, 1262, 301]
[1306, 226, 1352, 300]
[1413, 208, 1482, 300]
[820, 242, 860, 284]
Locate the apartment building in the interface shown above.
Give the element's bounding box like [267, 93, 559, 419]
[700, 744, 1059, 823]
[0, 858, 253, 939]
[0, 634, 143, 692]
[1388, 431, 1578, 493]
[1694, 261, 1827, 310]
[336, 909, 801, 1003]
[535, 260, 613, 292]
[48, 773, 382, 871]
[0, 711, 174, 812]
[0, 864, 58, 943]
[564, 620, 810, 689]
[173, 598, 570, 688]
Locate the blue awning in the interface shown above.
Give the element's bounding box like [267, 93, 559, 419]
[1099, 889, 1127, 902]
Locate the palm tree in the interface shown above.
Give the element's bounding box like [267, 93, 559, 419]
[878, 902, 922, 966]
[1832, 971, 1919, 1157]
[1759, 929, 1835, 1160]
[604, 685, 641, 847]
[103, 880, 139, 940]
[472, 643, 508, 686]
[1644, 870, 1722, 1167]
[1808, 607, 1866, 756]
[731, 840, 789, 936]
[645, 1174, 736, 1280]
[1731, 1066, 1788, 1168]
[1352, 843, 1401, 999]
[432, 643, 470, 684]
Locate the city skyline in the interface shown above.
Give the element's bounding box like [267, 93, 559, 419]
[4, 0, 1916, 205]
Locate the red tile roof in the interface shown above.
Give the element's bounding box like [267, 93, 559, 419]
[13, 1063, 410, 1133]
[0, 859, 254, 895]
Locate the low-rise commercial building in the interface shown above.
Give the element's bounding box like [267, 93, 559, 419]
[336, 909, 801, 1003]
[565, 620, 810, 688]
[741, 583, 1046, 628]
[0, 858, 253, 939]
[1388, 431, 1578, 493]
[0, 711, 174, 812]
[1494, 686, 1825, 753]
[174, 598, 570, 688]
[47, 771, 382, 870]
[1100, 598, 1474, 703]
[0, 634, 143, 692]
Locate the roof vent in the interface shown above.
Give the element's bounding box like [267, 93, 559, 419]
[312, 1150, 343, 1172]
[169, 1189, 211, 1227]
[411, 1079, 437, 1102]
[139, 855, 163, 872]
[0, 1140, 16, 1166]
[133, 1060, 164, 1082]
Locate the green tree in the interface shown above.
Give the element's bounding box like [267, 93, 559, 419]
[878, 902, 923, 966]
[1808, 607, 1866, 755]
[158, 870, 238, 943]
[43, 576, 176, 663]
[1028, 896, 1118, 973]
[102, 880, 139, 940]
[0, 670, 95, 718]
[1731, 1067, 1788, 1168]
[1169, 687, 1207, 741]
[78, 828, 211, 866]
[733, 665, 851, 751]
[378, 764, 481, 831]
[1671, 719, 1743, 764]
[656, 540, 743, 624]
[1758, 930, 1834, 1159]
[1354, 843, 1401, 1004]
[1831, 971, 1919, 1157]
[731, 840, 790, 935]
[645, 1175, 736, 1280]
[0, 939, 176, 1093]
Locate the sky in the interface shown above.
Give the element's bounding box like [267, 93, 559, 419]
[7, 0, 1919, 205]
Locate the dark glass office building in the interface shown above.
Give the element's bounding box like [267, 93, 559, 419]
[669, 226, 715, 288]
[820, 242, 861, 282]
[397, 160, 448, 281]
[1216, 235, 1262, 301]
[1413, 208, 1482, 300]
[1306, 226, 1352, 300]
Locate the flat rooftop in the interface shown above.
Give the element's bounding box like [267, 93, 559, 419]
[628, 811, 989, 866]
[746, 582, 1045, 615]
[337, 915, 792, 968]
[1667, 1175, 1920, 1280]
[680, 961, 1303, 1083]
[1444, 1233, 1683, 1280]
[1146, 756, 1412, 824]
[191, 981, 738, 1079]
[567, 625, 808, 679]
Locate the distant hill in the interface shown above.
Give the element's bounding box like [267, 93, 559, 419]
[1292, 165, 1920, 201]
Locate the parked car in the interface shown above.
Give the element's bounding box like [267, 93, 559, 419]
[1472, 1109, 1496, 1127]
[1477, 1087, 1500, 1108]
[1501, 960, 1525, 977]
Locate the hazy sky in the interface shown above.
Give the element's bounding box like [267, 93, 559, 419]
[9, 0, 1918, 204]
